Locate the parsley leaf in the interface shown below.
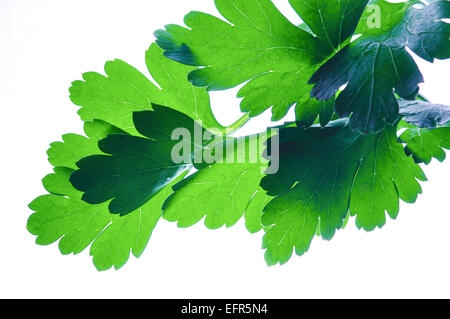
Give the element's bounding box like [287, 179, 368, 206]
[295, 95, 336, 128]
[71, 107, 273, 232]
[398, 99, 450, 164]
[309, 0, 450, 133]
[350, 126, 426, 231]
[400, 126, 450, 164]
[70, 105, 204, 216]
[155, 0, 367, 123]
[289, 0, 369, 52]
[399, 100, 450, 129]
[70, 44, 226, 134]
[162, 136, 270, 231]
[28, 120, 185, 271]
[260, 122, 425, 265]
[47, 120, 126, 170]
[27, 0, 450, 269]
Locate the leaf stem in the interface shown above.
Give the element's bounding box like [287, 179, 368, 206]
[417, 94, 429, 102]
[225, 113, 251, 134]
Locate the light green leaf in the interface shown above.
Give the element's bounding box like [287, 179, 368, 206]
[70, 43, 225, 134]
[47, 120, 126, 170]
[155, 0, 366, 123]
[28, 167, 185, 271]
[162, 135, 269, 231]
[400, 126, 450, 164]
[28, 119, 186, 270]
[350, 126, 426, 231]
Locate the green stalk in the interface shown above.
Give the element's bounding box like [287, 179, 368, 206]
[209, 113, 250, 136]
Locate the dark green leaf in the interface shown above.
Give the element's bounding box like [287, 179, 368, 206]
[70, 135, 190, 216]
[399, 100, 450, 129]
[70, 106, 205, 216]
[310, 0, 450, 133]
[260, 123, 425, 265]
[289, 0, 369, 52]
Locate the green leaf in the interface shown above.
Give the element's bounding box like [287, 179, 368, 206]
[260, 124, 363, 265]
[163, 162, 267, 230]
[244, 189, 272, 234]
[162, 136, 270, 231]
[295, 95, 335, 128]
[69, 105, 204, 216]
[28, 119, 186, 270]
[155, 0, 367, 123]
[289, 0, 369, 52]
[70, 43, 225, 134]
[400, 126, 450, 164]
[28, 167, 185, 271]
[398, 99, 450, 164]
[47, 120, 127, 170]
[399, 100, 450, 129]
[310, 0, 450, 133]
[350, 126, 426, 231]
[355, 0, 408, 36]
[70, 135, 190, 216]
[260, 123, 425, 265]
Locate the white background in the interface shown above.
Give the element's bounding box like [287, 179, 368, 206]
[1, 0, 450, 299]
